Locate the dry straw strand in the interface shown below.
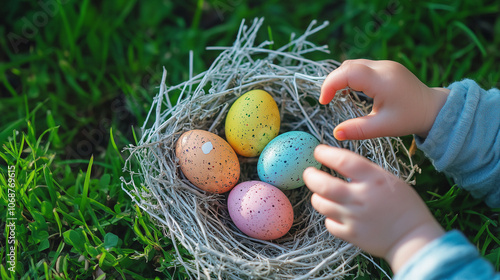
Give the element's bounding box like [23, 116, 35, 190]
[121, 18, 416, 279]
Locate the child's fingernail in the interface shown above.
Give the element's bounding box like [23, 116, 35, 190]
[334, 130, 346, 141]
[314, 144, 328, 154]
[315, 144, 324, 150]
[303, 167, 314, 175]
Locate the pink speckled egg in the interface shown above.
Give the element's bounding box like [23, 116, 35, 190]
[227, 181, 293, 240]
[175, 130, 240, 193]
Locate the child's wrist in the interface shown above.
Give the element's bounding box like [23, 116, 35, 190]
[416, 87, 449, 138]
[384, 220, 445, 273]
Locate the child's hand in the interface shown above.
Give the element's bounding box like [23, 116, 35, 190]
[321, 59, 449, 139]
[303, 145, 444, 272]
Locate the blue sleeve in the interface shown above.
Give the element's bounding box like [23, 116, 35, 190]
[415, 79, 500, 208]
[394, 230, 500, 280]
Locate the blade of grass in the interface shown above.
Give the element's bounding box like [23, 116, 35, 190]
[1, 76, 19, 97]
[89, 198, 116, 216]
[74, 0, 90, 40]
[450, 42, 476, 60]
[86, 205, 107, 238]
[109, 127, 123, 163]
[452, 21, 487, 57]
[473, 220, 490, 243]
[43, 263, 49, 279]
[25, 97, 49, 121]
[57, 2, 76, 59]
[43, 165, 57, 204]
[55, 208, 85, 226]
[35, 126, 59, 155]
[131, 126, 138, 145]
[444, 214, 458, 230]
[15, 132, 25, 163]
[0, 118, 24, 144]
[191, 0, 204, 31]
[113, 0, 139, 29]
[267, 26, 274, 50]
[425, 2, 456, 11]
[0, 264, 13, 280]
[46, 110, 62, 148]
[464, 210, 498, 226]
[482, 238, 493, 256]
[486, 225, 500, 245]
[52, 208, 63, 236]
[77, 209, 103, 245]
[80, 155, 93, 212]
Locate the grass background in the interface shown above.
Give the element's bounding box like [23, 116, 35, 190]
[1, 0, 499, 279]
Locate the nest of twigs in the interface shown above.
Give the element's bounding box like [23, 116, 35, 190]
[121, 18, 416, 279]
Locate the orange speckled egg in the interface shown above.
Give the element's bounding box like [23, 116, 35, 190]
[225, 89, 280, 157]
[175, 130, 240, 193]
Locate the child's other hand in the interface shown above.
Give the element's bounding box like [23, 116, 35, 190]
[303, 145, 444, 272]
[321, 59, 449, 139]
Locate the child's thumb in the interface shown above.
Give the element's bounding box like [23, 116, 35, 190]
[333, 114, 389, 140]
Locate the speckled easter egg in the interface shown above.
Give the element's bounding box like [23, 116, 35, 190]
[225, 89, 280, 157]
[257, 131, 321, 190]
[175, 130, 240, 193]
[227, 181, 293, 240]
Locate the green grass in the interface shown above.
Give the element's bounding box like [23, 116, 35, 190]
[1, 0, 499, 279]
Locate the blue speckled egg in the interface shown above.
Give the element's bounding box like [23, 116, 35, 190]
[257, 131, 321, 190]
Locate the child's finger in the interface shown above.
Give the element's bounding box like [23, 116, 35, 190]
[310, 193, 347, 223]
[313, 145, 383, 181]
[324, 218, 351, 241]
[319, 60, 379, 104]
[333, 114, 377, 140]
[333, 111, 397, 140]
[303, 167, 352, 204]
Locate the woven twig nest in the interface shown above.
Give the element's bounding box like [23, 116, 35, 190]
[122, 18, 416, 279]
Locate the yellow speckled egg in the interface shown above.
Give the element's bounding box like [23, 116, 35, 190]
[225, 89, 280, 157]
[175, 130, 240, 194]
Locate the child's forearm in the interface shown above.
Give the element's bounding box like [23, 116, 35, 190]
[415, 79, 500, 208]
[393, 230, 500, 279]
